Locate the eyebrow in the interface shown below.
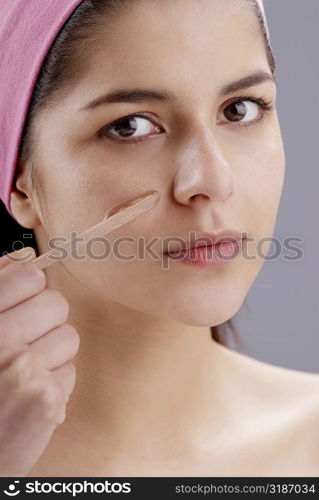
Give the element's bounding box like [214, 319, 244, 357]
[79, 71, 276, 111]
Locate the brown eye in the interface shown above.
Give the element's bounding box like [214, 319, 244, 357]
[102, 115, 160, 141]
[221, 100, 260, 124]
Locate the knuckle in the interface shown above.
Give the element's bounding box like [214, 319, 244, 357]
[31, 383, 63, 421]
[20, 262, 46, 290]
[5, 351, 35, 391]
[57, 409, 67, 425]
[3, 353, 65, 422]
[45, 289, 70, 318]
[64, 324, 80, 353]
[55, 407, 66, 426]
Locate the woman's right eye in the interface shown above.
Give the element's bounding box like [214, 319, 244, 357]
[99, 114, 162, 143]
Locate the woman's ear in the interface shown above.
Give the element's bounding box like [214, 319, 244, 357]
[10, 159, 42, 229]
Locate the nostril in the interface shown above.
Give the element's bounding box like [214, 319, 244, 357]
[190, 193, 210, 201]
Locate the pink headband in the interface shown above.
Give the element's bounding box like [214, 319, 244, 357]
[0, 0, 269, 218]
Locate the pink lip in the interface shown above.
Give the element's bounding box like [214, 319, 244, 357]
[164, 230, 246, 252]
[164, 230, 247, 268]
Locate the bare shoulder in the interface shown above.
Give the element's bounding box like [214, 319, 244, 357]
[216, 344, 319, 474]
[259, 362, 319, 475]
[217, 342, 319, 403]
[248, 353, 319, 410]
[230, 347, 319, 474]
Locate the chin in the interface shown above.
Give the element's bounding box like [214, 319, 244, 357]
[168, 300, 242, 328]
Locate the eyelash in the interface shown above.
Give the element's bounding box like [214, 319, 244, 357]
[229, 94, 273, 128]
[98, 95, 274, 145]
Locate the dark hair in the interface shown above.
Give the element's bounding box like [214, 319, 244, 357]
[2, 0, 276, 349]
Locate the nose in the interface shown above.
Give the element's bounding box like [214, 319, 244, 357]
[173, 127, 234, 208]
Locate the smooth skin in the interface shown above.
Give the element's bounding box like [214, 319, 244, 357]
[7, 0, 319, 476]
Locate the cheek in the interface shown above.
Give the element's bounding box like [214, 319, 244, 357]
[36, 156, 125, 236]
[239, 135, 285, 263]
[241, 131, 285, 230]
[36, 155, 160, 275]
[259, 147, 285, 225]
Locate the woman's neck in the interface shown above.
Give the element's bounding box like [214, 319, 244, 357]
[44, 263, 240, 465]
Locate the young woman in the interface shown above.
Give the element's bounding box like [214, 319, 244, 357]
[0, 0, 318, 477]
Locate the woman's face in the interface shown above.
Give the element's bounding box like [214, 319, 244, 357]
[30, 0, 285, 326]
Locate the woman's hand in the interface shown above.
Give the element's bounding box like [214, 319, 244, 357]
[0, 247, 80, 477]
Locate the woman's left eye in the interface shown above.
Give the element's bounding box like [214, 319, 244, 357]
[220, 97, 272, 126]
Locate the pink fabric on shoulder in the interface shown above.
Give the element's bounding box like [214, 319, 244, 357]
[0, 0, 269, 218]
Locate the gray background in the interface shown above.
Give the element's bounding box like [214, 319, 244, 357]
[229, 0, 319, 373]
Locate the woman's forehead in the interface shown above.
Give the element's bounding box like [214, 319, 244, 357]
[85, 1, 265, 75]
[56, 4, 269, 118]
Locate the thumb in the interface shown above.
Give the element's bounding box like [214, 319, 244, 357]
[0, 247, 36, 270]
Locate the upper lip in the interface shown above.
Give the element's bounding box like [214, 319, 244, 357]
[164, 230, 246, 253]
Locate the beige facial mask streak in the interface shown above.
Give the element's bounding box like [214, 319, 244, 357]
[31, 190, 161, 270]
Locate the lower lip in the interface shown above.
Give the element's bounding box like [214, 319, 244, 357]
[164, 239, 244, 268]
